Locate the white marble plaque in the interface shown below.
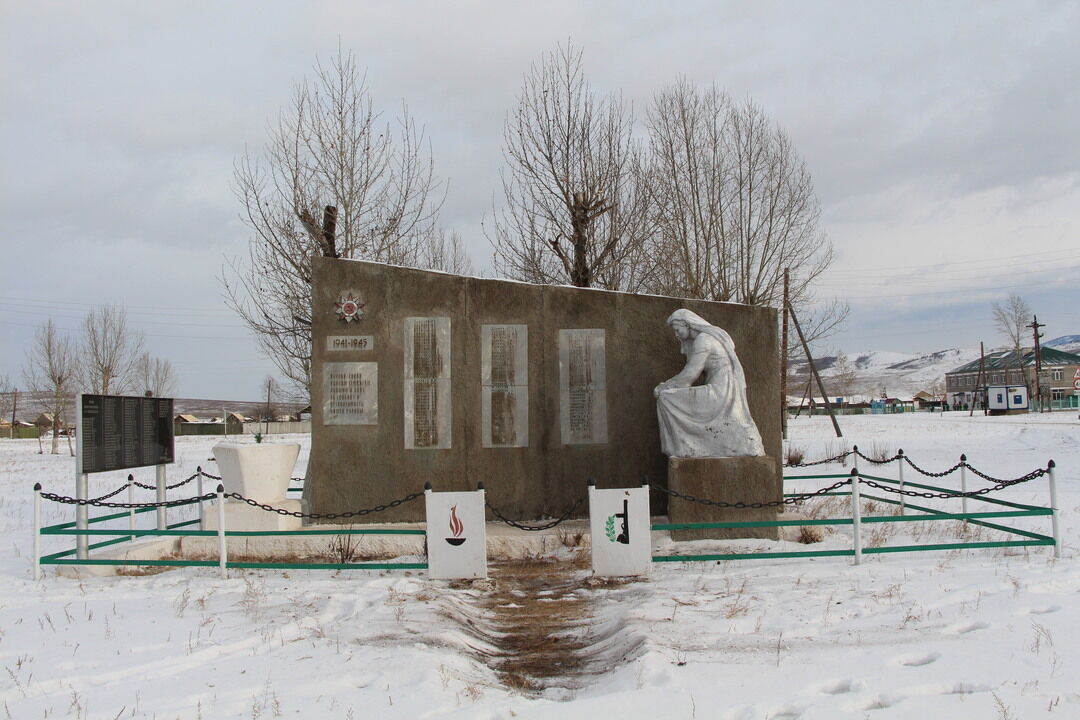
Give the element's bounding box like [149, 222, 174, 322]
[481, 324, 528, 448]
[327, 335, 374, 352]
[424, 489, 488, 579]
[558, 329, 607, 444]
[589, 485, 651, 577]
[404, 317, 452, 449]
[322, 362, 378, 425]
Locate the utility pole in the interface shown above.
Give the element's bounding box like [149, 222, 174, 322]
[781, 268, 790, 440]
[971, 341, 986, 417]
[1027, 315, 1046, 412]
[788, 300, 842, 437]
[8, 389, 16, 439]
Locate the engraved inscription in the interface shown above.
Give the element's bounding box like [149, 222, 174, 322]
[323, 362, 378, 425]
[404, 317, 451, 449]
[481, 324, 528, 447]
[327, 335, 374, 352]
[558, 329, 607, 444]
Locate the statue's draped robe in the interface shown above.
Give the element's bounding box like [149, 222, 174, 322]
[656, 330, 765, 458]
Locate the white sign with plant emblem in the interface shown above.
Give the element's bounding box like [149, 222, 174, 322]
[425, 488, 487, 579]
[589, 484, 651, 576]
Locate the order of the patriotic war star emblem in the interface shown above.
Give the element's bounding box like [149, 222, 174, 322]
[334, 292, 365, 323]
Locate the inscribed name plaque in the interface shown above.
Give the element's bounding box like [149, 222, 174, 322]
[558, 329, 608, 444]
[481, 324, 528, 447]
[327, 335, 374, 352]
[323, 362, 378, 425]
[404, 317, 452, 449]
[76, 394, 174, 474]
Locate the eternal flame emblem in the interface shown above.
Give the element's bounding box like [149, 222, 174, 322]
[334, 292, 365, 323]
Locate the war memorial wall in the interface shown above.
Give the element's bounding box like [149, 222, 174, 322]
[304, 257, 781, 523]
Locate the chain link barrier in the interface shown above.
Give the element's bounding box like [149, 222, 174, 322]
[39, 490, 216, 509]
[862, 467, 1046, 499]
[784, 451, 852, 468]
[853, 448, 903, 465]
[650, 478, 853, 509]
[225, 490, 423, 520]
[485, 496, 587, 531]
[132, 472, 199, 491]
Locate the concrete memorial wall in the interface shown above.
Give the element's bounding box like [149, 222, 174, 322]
[305, 258, 780, 523]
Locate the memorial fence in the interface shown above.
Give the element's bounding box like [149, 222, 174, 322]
[31, 449, 1059, 579]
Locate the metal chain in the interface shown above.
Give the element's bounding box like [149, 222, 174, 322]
[902, 456, 965, 478]
[133, 472, 199, 491]
[84, 483, 133, 503]
[485, 496, 587, 531]
[785, 451, 852, 468]
[39, 491, 215, 509]
[199, 470, 222, 481]
[853, 449, 902, 465]
[225, 490, 423, 520]
[862, 467, 1046, 499]
[650, 478, 852, 509]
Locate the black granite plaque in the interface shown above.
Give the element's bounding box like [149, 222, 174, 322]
[79, 394, 174, 474]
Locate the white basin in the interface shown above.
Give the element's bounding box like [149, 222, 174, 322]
[212, 443, 300, 504]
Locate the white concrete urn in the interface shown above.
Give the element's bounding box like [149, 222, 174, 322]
[212, 443, 300, 504]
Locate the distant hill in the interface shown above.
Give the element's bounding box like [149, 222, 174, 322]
[789, 348, 981, 402]
[8, 393, 304, 425]
[1045, 334, 1080, 355]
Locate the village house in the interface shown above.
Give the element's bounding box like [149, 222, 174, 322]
[945, 347, 1080, 411]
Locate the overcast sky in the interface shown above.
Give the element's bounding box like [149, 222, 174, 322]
[2, 0, 1078, 400]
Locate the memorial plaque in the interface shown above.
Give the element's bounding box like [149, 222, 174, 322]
[323, 362, 378, 425]
[404, 317, 451, 449]
[481, 324, 528, 447]
[558, 329, 607, 444]
[77, 394, 174, 474]
[327, 335, 374, 352]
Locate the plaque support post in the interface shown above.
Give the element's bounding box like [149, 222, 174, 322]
[155, 464, 167, 530]
[76, 472, 89, 560]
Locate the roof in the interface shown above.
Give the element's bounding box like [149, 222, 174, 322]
[175, 414, 201, 423]
[947, 347, 1080, 375]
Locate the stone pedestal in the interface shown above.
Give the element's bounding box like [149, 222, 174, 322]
[204, 499, 303, 532]
[668, 456, 779, 540]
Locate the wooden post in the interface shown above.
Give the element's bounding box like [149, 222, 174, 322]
[788, 301, 843, 438]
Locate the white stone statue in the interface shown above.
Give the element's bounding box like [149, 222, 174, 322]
[654, 309, 766, 458]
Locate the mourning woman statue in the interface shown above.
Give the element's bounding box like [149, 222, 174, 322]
[654, 309, 765, 458]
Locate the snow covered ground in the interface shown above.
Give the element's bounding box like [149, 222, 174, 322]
[1, 412, 1077, 719]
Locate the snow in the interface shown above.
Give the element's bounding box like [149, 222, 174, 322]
[2, 413, 1078, 719]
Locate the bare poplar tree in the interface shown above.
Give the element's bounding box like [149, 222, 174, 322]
[23, 320, 80, 454]
[829, 353, 859, 401]
[81, 305, 145, 395]
[992, 293, 1033, 391]
[644, 83, 843, 337]
[0, 375, 14, 437]
[133, 352, 177, 398]
[225, 48, 446, 395]
[489, 42, 654, 290]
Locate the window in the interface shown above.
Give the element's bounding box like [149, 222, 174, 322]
[1052, 368, 1063, 381]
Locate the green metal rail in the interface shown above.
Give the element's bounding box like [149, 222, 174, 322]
[651, 472, 1055, 564]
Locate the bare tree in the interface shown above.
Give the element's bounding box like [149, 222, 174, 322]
[992, 293, 1033, 392]
[829, 352, 859, 401]
[23, 320, 80, 454]
[0, 375, 14, 438]
[80, 305, 145, 395]
[489, 42, 654, 290]
[644, 82, 845, 345]
[225, 48, 445, 395]
[423, 229, 474, 276]
[133, 352, 177, 398]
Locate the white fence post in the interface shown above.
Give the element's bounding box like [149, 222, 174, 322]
[959, 454, 968, 520]
[76, 472, 88, 560]
[155, 464, 167, 531]
[216, 484, 228, 579]
[850, 468, 862, 565]
[1048, 460, 1060, 559]
[196, 467, 205, 531]
[33, 483, 42, 581]
[127, 474, 135, 535]
[897, 449, 906, 516]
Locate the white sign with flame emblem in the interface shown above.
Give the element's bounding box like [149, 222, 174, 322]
[588, 483, 651, 577]
[424, 488, 487, 579]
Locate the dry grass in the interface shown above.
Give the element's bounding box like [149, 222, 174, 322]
[785, 444, 806, 466]
[796, 526, 825, 544]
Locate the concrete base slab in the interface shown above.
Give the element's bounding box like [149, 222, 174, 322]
[204, 500, 303, 532]
[56, 537, 181, 578]
[668, 455, 780, 540]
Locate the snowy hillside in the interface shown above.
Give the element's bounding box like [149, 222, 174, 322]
[1045, 334, 1080, 355]
[791, 347, 981, 400]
